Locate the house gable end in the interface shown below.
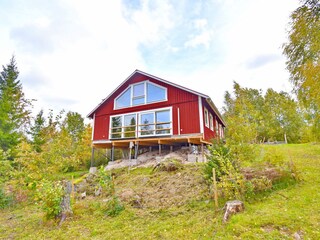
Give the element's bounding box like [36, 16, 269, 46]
[87, 69, 209, 118]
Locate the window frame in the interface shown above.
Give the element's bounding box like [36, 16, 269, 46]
[114, 80, 167, 109]
[138, 107, 172, 137]
[209, 113, 214, 131]
[109, 107, 172, 139]
[204, 108, 209, 128]
[110, 113, 138, 139]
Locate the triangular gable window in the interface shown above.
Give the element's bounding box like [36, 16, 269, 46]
[115, 81, 167, 109]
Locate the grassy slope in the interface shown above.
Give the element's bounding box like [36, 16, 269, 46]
[0, 144, 319, 239]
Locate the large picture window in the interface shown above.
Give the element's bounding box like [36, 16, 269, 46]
[115, 81, 167, 109]
[110, 108, 172, 139]
[139, 109, 171, 137]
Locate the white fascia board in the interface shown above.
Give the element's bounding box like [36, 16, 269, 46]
[198, 96, 204, 134]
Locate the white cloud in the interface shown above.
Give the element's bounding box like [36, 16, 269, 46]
[0, 0, 301, 118]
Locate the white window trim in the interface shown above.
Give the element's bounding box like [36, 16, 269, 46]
[114, 80, 168, 110]
[209, 113, 214, 131]
[109, 106, 172, 139]
[138, 107, 172, 137]
[109, 113, 138, 139]
[204, 108, 209, 128]
[198, 96, 204, 134]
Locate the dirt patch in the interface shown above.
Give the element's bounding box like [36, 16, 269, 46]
[241, 167, 283, 181]
[105, 148, 191, 170]
[115, 164, 208, 209]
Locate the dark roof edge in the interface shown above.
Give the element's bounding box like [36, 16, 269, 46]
[206, 98, 226, 126]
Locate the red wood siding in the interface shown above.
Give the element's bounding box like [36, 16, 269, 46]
[202, 99, 220, 142]
[93, 72, 201, 140]
[93, 115, 109, 140]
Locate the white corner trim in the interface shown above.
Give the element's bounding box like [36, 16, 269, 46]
[91, 113, 95, 141]
[198, 96, 204, 134]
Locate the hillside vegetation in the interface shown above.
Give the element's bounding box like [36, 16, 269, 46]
[1, 143, 319, 239]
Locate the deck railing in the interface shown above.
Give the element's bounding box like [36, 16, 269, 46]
[110, 121, 172, 139]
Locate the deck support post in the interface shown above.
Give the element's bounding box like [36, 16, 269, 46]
[170, 145, 173, 152]
[159, 144, 162, 155]
[149, 146, 152, 152]
[134, 142, 139, 159]
[201, 143, 204, 160]
[91, 147, 95, 167]
[111, 145, 115, 162]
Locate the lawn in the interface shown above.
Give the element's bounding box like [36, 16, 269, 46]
[0, 144, 319, 239]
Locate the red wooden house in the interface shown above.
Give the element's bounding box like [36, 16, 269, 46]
[87, 70, 225, 158]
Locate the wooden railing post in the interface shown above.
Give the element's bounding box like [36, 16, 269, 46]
[212, 168, 218, 208]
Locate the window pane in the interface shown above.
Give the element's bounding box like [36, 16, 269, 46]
[147, 83, 166, 103]
[156, 110, 170, 123]
[133, 83, 144, 97]
[111, 116, 122, 138]
[210, 114, 213, 130]
[115, 88, 130, 108]
[133, 97, 145, 106]
[124, 114, 136, 138]
[204, 109, 209, 127]
[140, 113, 154, 136]
[156, 123, 170, 134]
[156, 110, 170, 134]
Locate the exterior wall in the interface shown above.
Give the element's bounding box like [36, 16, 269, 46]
[202, 99, 223, 142]
[93, 72, 200, 141]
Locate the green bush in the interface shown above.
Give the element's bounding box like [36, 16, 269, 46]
[35, 180, 63, 219]
[230, 143, 260, 163]
[217, 172, 246, 200]
[204, 142, 238, 182]
[0, 186, 12, 209]
[97, 166, 114, 197]
[262, 148, 285, 166]
[101, 196, 124, 217]
[0, 159, 13, 184]
[250, 176, 273, 192]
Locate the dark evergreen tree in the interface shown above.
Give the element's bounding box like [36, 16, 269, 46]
[0, 56, 31, 159]
[29, 110, 46, 152]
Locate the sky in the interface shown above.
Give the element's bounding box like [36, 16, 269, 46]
[0, 0, 300, 119]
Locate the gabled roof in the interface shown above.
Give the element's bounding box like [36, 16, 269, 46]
[87, 69, 225, 126]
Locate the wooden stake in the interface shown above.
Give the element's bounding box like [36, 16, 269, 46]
[212, 168, 218, 208]
[71, 175, 75, 200]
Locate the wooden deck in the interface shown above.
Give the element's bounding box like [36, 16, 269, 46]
[92, 134, 211, 149]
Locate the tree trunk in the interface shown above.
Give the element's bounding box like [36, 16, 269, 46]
[223, 200, 244, 223]
[59, 181, 73, 226]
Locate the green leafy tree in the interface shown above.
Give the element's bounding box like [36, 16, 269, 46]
[62, 111, 85, 143]
[0, 56, 31, 159]
[283, 0, 320, 140]
[263, 89, 303, 143]
[223, 82, 264, 144]
[223, 82, 303, 143]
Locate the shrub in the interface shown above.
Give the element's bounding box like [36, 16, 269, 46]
[101, 196, 124, 217]
[35, 180, 64, 219]
[262, 148, 285, 166]
[0, 186, 12, 209]
[152, 159, 183, 172]
[230, 143, 260, 163]
[250, 176, 273, 192]
[217, 172, 246, 200]
[204, 142, 238, 182]
[97, 166, 114, 197]
[0, 159, 13, 184]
